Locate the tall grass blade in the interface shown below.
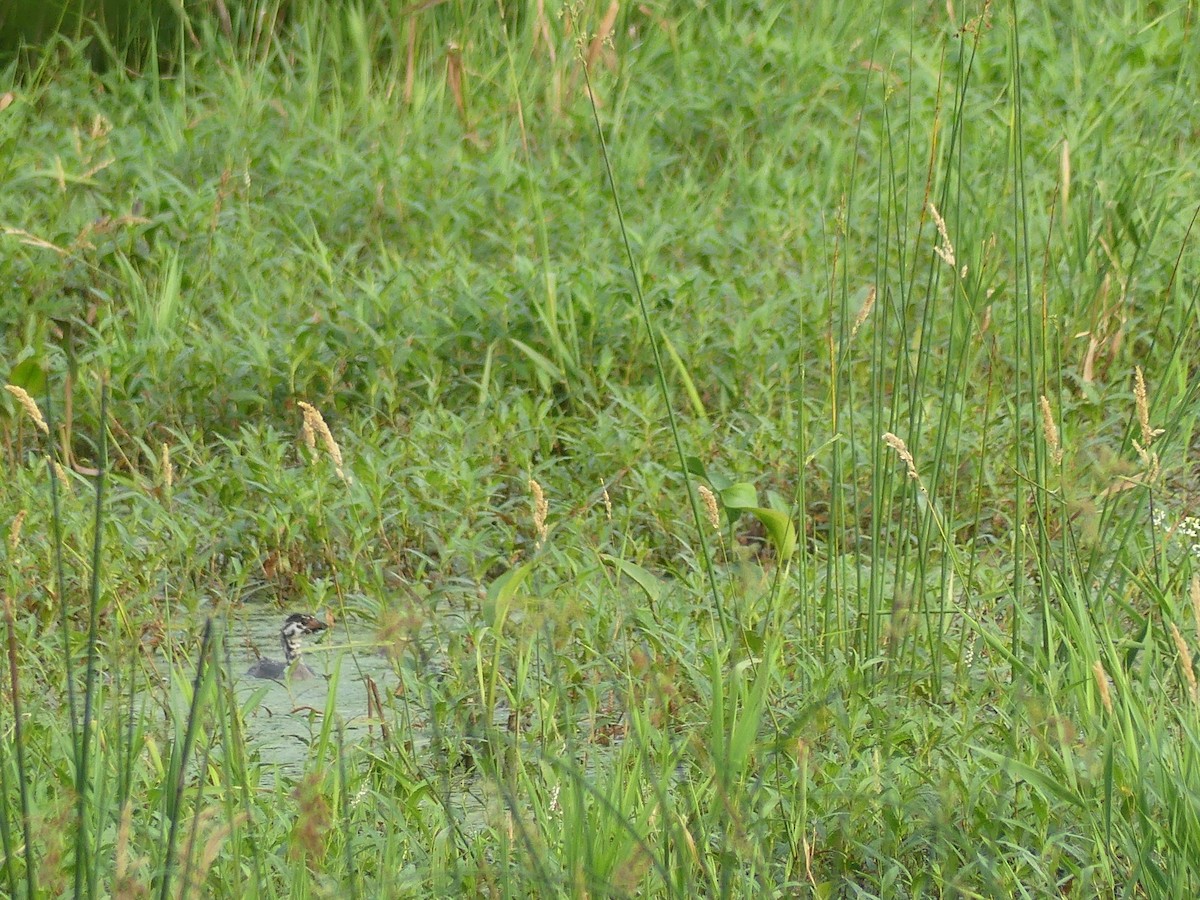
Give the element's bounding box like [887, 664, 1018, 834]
[337, 722, 360, 900]
[76, 379, 108, 900]
[44, 388, 79, 747]
[0, 735, 14, 898]
[2, 591, 36, 898]
[158, 617, 215, 900]
[573, 33, 727, 643]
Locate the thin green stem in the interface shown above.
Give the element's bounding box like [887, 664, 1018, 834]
[158, 617, 214, 900]
[575, 45, 728, 646]
[76, 380, 108, 900]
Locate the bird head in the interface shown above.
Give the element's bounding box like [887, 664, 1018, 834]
[282, 612, 328, 637]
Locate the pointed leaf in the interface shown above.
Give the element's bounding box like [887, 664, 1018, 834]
[508, 338, 562, 389]
[970, 746, 1084, 808]
[7, 356, 47, 395]
[486, 563, 532, 630]
[747, 507, 797, 562]
[720, 482, 758, 510]
[601, 554, 662, 605]
[659, 329, 708, 422]
[738, 624, 764, 656]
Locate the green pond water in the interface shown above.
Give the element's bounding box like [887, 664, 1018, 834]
[206, 606, 600, 833]
[230, 610, 398, 774]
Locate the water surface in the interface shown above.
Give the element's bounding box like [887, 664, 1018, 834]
[231, 610, 396, 775]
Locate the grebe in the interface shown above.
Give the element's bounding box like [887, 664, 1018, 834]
[247, 613, 327, 680]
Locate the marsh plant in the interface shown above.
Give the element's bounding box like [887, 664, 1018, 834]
[2, 0, 1200, 896]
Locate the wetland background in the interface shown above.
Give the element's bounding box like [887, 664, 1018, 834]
[2, 0, 1200, 896]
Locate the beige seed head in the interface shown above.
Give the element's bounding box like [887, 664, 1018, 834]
[697, 484, 720, 530]
[191, 809, 244, 894]
[297, 401, 348, 482]
[1132, 366, 1164, 479]
[850, 285, 876, 338]
[5, 385, 48, 434]
[161, 442, 174, 491]
[1039, 395, 1063, 465]
[1131, 439, 1161, 483]
[882, 432, 920, 483]
[599, 479, 612, 522]
[52, 458, 71, 494]
[529, 479, 548, 546]
[1091, 660, 1113, 715]
[8, 509, 26, 552]
[1130, 368, 1162, 482]
[927, 202, 956, 268]
[1169, 621, 1198, 703]
[1133, 367, 1163, 449]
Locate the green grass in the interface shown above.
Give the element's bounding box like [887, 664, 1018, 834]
[2, 0, 1200, 895]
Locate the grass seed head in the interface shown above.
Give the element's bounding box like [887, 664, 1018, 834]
[8, 509, 26, 551]
[697, 483, 720, 530]
[586, 0, 620, 67]
[183, 808, 242, 897]
[882, 432, 922, 486]
[377, 604, 425, 662]
[1091, 660, 1113, 715]
[51, 457, 71, 495]
[529, 478, 549, 546]
[884, 590, 912, 648]
[1131, 367, 1164, 482]
[1169, 621, 1198, 703]
[160, 442, 174, 490]
[1133, 366, 1162, 448]
[600, 478, 612, 521]
[927, 201, 956, 268]
[290, 772, 331, 861]
[850, 285, 876, 338]
[1039, 395, 1063, 465]
[114, 801, 149, 899]
[297, 401, 348, 482]
[5, 384, 48, 434]
[444, 41, 466, 124]
[35, 797, 72, 894]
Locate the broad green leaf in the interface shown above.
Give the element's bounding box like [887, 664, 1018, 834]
[738, 624, 764, 656]
[601, 554, 662, 605]
[7, 355, 46, 395]
[746, 507, 797, 562]
[720, 482, 758, 510]
[727, 647, 772, 780]
[486, 563, 532, 631]
[707, 471, 732, 491]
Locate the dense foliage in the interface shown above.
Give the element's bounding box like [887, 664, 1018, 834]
[1, 0, 1199, 895]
